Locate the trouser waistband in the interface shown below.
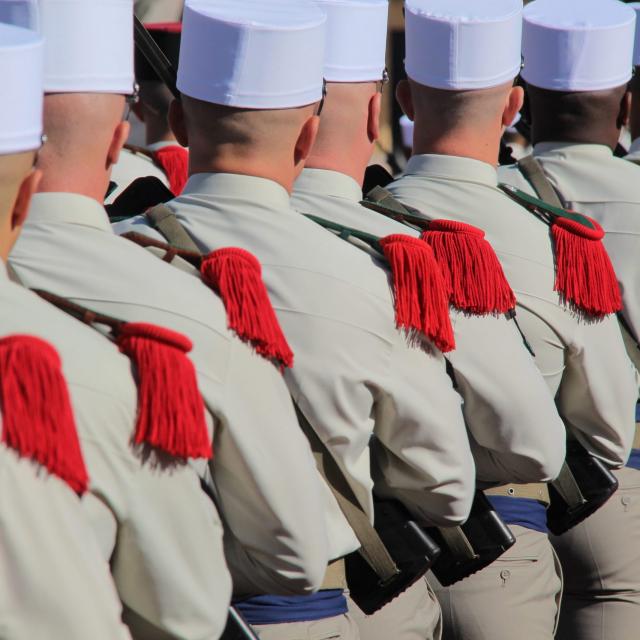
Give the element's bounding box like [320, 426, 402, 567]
[484, 482, 550, 506]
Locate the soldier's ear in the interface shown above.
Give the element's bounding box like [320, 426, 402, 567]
[169, 99, 189, 147]
[396, 80, 415, 121]
[368, 91, 382, 143]
[619, 91, 632, 129]
[295, 113, 320, 167]
[11, 167, 41, 233]
[502, 85, 524, 128]
[107, 120, 130, 169]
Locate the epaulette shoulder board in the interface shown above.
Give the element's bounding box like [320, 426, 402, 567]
[303, 212, 454, 353]
[32, 289, 211, 460]
[122, 209, 295, 371]
[360, 187, 516, 318]
[498, 183, 621, 318]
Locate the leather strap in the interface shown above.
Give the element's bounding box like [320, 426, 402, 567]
[551, 462, 586, 509]
[438, 526, 477, 561]
[146, 204, 200, 253]
[484, 482, 550, 506]
[321, 558, 347, 590]
[517, 156, 564, 208]
[295, 406, 399, 584]
[634, 423, 640, 450]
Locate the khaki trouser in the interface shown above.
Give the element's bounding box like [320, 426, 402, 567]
[348, 577, 442, 640]
[429, 525, 562, 640]
[552, 466, 640, 640]
[253, 609, 360, 640]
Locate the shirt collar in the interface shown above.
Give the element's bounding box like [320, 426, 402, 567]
[404, 154, 499, 187]
[628, 138, 640, 155]
[26, 192, 113, 232]
[294, 168, 363, 203]
[147, 141, 181, 153]
[533, 141, 614, 159]
[181, 172, 292, 211]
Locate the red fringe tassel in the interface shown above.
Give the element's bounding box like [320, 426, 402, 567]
[551, 217, 622, 317]
[422, 219, 516, 315]
[379, 234, 455, 352]
[200, 248, 294, 370]
[0, 335, 89, 494]
[152, 145, 189, 195]
[117, 323, 212, 459]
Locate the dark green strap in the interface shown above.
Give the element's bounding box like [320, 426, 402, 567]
[304, 213, 384, 255]
[361, 187, 429, 232]
[295, 405, 400, 583]
[517, 156, 564, 209]
[498, 183, 596, 229]
[146, 204, 201, 253]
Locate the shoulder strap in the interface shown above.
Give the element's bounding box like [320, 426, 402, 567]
[517, 156, 564, 208]
[124, 142, 154, 160]
[146, 204, 200, 252]
[295, 405, 399, 582]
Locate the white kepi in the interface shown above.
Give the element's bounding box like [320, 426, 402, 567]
[313, 0, 388, 83]
[178, 0, 326, 109]
[37, 0, 135, 94]
[0, 0, 38, 30]
[404, 0, 523, 90]
[522, 0, 636, 92]
[0, 22, 43, 154]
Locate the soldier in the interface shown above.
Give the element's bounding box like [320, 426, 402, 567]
[0, 21, 133, 639]
[497, 1, 640, 638]
[110, 22, 187, 201]
[383, 0, 638, 638]
[291, 1, 565, 638]
[114, 0, 477, 638]
[10, 0, 331, 630]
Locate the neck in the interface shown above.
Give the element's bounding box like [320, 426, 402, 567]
[37, 164, 106, 202]
[145, 121, 178, 147]
[413, 128, 500, 166]
[304, 154, 365, 187]
[531, 120, 618, 150]
[188, 147, 296, 193]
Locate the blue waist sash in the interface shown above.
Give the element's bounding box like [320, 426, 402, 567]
[234, 590, 347, 625]
[487, 495, 548, 534]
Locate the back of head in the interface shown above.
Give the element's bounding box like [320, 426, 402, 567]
[35, 0, 137, 199]
[173, 0, 326, 190]
[401, 0, 523, 163]
[304, 0, 389, 184]
[0, 21, 43, 258]
[521, 0, 636, 146]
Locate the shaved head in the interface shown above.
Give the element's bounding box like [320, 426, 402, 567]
[397, 79, 523, 164]
[38, 93, 129, 199]
[172, 94, 320, 191]
[526, 84, 628, 148]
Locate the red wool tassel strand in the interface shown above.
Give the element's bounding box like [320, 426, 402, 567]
[117, 323, 212, 459]
[200, 248, 294, 370]
[379, 234, 455, 352]
[0, 335, 89, 495]
[551, 217, 622, 318]
[422, 219, 516, 315]
[152, 145, 189, 195]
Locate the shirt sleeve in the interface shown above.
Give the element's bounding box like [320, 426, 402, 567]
[207, 339, 329, 597]
[557, 314, 639, 467]
[446, 311, 566, 484]
[372, 334, 476, 527]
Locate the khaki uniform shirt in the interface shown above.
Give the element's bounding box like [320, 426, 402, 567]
[114, 172, 476, 543]
[0, 262, 228, 639]
[388, 154, 637, 467]
[134, 0, 183, 21]
[10, 192, 329, 598]
[500, 142, 640, 372]
[292, 168, 566, 485]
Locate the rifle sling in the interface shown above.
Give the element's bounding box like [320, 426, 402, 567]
[551, 462, 587, 510]
[143, 206, 401, 584]
[517, 156, 564, 209]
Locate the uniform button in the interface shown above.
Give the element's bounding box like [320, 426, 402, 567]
[500, 570, 511, 580]
[621, 496, 631, 506]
